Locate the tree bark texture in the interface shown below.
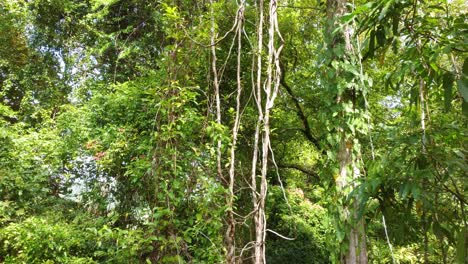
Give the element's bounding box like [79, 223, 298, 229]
[327, 0, 368, 263]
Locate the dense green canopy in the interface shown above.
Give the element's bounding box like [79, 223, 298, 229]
[0, 0, 466, 263]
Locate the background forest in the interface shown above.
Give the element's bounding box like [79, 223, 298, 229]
[0, 0, 466, 263]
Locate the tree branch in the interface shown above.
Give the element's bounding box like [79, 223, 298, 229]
[277, 163, 320, 182]
[279, 66, 322, 152]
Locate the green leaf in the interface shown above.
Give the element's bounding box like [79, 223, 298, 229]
[341, 13, 355, 24]
[400, 183, 410, 199]
[336, 228, 345, 242]
[459, 58, 468, 103]
[463, 101, 468, 117]
[411, 184, 421, 200]
[456, 227, 466, 264]
[378, 0, 394, 21]
[368, 30, 376, 58]
[457, 78, 468, 102]
[443, 72, 454, 111]
[428, 5, 446, 12]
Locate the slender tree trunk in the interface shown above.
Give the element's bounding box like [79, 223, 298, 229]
[251, 1, 283, 263]
[210, 0, 222, 180]
[327, 0, 368, 262]
[252, 0, 264, 262]
[209, 1, 235, 262]
[226, 3, 245, 263]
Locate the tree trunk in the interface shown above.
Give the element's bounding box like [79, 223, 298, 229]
[327, 0, 368, 262]
[252, 0, 264, 262]
[251, 1, 283, 263]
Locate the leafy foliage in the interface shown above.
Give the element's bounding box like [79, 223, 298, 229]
[0, 0, 466, 263]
